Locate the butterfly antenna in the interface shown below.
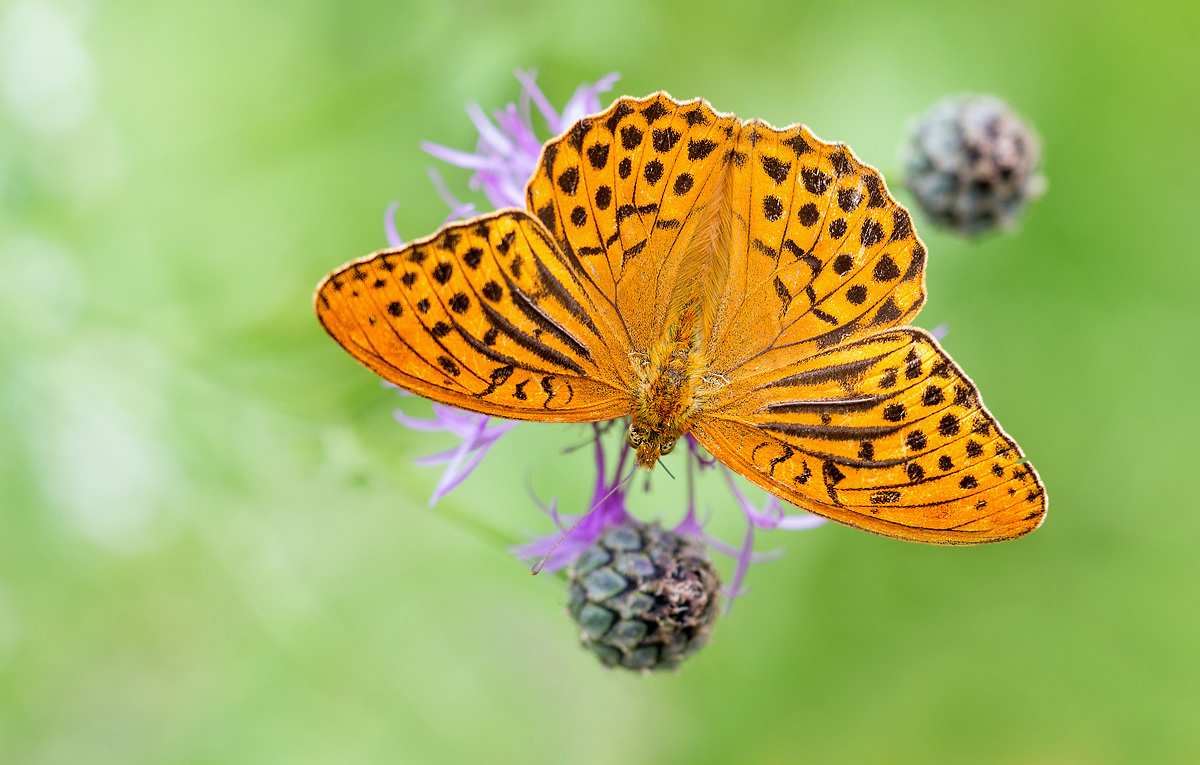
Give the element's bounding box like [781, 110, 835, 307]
[659, 461, 676, 480]
[531, 468, 636, 575]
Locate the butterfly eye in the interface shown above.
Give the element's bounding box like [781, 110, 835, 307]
[627, 426, 645, 447]
[659, 441, 675, 455]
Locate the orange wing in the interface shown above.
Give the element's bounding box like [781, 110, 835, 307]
[527, 93, 740, 353]
[693, 329, 1046, 544]
[702, 122, 926, 377]
[315, 210, 631, 421]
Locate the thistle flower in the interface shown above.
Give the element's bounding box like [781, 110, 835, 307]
[901, 94, 1046, 236]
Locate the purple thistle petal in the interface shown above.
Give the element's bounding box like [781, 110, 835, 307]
[412, 446, 473, 467]
[465, 101, 516, 155]
[512, 424, 632, 572]
[511, 498, 631, 574]
[721, 468, 825, 531]
[420, 141, 511, 171]
[513, 69, 562, 134]
[929, 323, 950, 341]
[725, 522, 757, 602]
[411, 422, 512, 466]
[699, 532, 745, 560]
[422, 71, 617, 214]
[384, 201, 403, 247]
[494, 103, 544, 160]
[425, 167, 470, 214]
[673, 508, 705, 539]
[441, 203, 477, 226]
[530, 492, 562, 524]
[424, 425, 514, 506]
[685, 434, 719, 469]
[477, 172, 526, 209]
[559, 72, 620, 126]
[427, 415, 488, 506]
[775, 513, 828, 531]
[393, 410, 457, 432]
[392, 391, 517, 506]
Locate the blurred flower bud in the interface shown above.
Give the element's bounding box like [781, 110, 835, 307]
[902, 95, 1046, 236]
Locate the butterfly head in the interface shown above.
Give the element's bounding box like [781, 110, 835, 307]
[627, 423, 677, 469]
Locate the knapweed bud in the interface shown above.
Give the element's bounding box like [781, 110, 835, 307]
[901, 95, 1046, 236]
[566, 521, 720, 672]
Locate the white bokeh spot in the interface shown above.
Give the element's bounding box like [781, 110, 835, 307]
[1, 0, 97, 134]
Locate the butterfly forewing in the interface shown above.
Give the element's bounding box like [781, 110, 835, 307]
[527, 93, 740, 353]
[703, 123, 926, 378]
[694, 329, 1046, 543]
[316, 210, 631, 421]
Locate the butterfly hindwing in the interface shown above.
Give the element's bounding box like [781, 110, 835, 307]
[315, 210, 631, 421]
[694, 328, 1046, 543]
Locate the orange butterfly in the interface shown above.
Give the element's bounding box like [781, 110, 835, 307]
[315, 93, 1046, 544]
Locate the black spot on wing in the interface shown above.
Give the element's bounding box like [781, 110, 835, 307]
[829, 150, 852, 176]
[890, 208, 913, 242]
[620, 125, 643, 150]
[783, 133, 811, 156]
[798, 203, 820, 226]
[603, 102, 635, 132]
[587, 143, 610, 169]
[763, 195, 784, 221]
[863, 174, 888, 207]
[557, 166, 579, 195]
[760, 155, 791, 183]
[541, 144, 557, 181]
[566, 119, 590, 151]
[802, 168, 831, 195]
[688, 139, 717, 160]
[652, 127, 681, 152]
[641, 101, 669, 124]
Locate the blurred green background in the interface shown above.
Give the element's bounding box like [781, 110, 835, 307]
[2, 0, 1198, 762]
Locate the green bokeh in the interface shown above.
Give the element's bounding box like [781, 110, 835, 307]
[2, 0, 1198, 762]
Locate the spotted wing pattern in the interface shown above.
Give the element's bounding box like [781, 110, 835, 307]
[703, 122, 926, 378]
[693, 329, 1046, 543]
[317, 90, 1046, 546]
[316, 210, 631, 421]
[527, 93, 740, 353]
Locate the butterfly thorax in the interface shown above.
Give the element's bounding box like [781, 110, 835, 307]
[628, 302, 717, 469]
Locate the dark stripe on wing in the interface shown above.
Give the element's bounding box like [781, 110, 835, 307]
[532, 253, 605, 343]
[761, 392, 895, 415]
[478, 301, 587, 375]
[499, 270, 594, 364]
[757, 353, 890, 390]
[758, 420, 906, 441]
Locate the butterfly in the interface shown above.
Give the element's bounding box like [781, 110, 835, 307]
[315, 92, 1046, 545]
